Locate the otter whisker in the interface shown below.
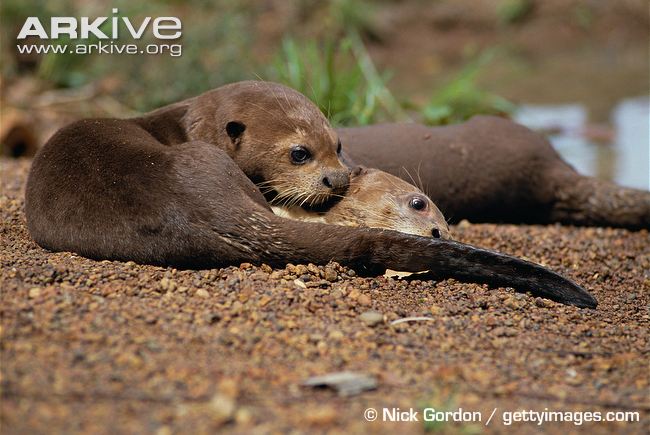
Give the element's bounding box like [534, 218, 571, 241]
[416, 161, 425, 192]
[401, 166, 419, 192]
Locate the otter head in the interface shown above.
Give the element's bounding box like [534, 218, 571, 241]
[325, 167, 451, 239]
[188, 81, 349, 209]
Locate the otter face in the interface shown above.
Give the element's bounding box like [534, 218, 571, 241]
[324, 168, 451, 239]
[214, 82, 350, 209]
[270, 132, 349, 209]
[395, 191, 451, 239]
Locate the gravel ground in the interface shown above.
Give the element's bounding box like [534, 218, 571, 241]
[1, 158, 649, 434]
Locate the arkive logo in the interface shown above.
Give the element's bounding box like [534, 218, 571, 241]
[16, 8, 183, 57]
[17, 8, 181, 40]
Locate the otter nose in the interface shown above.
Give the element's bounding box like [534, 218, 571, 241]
[431, 228, 441, 238]
[322, 170, 349, 191]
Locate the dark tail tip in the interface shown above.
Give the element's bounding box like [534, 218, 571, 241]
[549, 279, 598, 309]
[418, 239, 599, 309]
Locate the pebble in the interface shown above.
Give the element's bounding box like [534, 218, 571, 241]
[359, 311, 384, 327]
[303, 371, 377, 396]
[357, 294, 371, 306]
[323, 267, 338, 282]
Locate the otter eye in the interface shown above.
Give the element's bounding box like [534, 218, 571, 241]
[290, 146, 311, 164]
[409, 196, 427, 211]
[336, 139, 342, 154]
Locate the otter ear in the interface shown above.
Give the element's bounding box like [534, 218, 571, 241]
[351, 166, 367, 177]
[225, 121, 246, 145]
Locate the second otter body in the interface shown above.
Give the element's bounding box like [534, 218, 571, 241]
[338, 116, 650, 229]
[25, 83, 597, 308]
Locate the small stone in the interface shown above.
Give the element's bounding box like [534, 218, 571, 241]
[323, 268, 338, 282]
[309, 333, 325, 343]
[217, 378, 239, 399]
[359, 310, 384, 327]
[304, 405, 338, 425]
[269, 271, 284, 280]
[155, 426, 172, 435]
[357, 294, 371, 306]
[492, 326, 517, 337]
[159, 278, 177, 292]
[303, 371, 377, 396]
[293, 279, 307, 289]
[328, 330, 344, 340]
[234, 407, 252, 425]
[504, 295, 520, 309]
[209, 393, 236, 423]
[28, 287, 41, 298]
[195, 289, 210, 298]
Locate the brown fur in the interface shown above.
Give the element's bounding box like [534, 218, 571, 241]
[24, 83, 597, 308]
[274, 167, 451, 239]
[338, 116, 650, 229]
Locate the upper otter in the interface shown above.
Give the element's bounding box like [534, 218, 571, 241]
[145, 81, 350, 208]
[273, 167, 451, 239]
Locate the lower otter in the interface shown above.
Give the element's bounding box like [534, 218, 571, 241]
[272, 167, 451, 239]
[338, 116, 650, 229]
[25, 84, 597, 308]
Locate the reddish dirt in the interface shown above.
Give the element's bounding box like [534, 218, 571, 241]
[1, 158, 648, 433]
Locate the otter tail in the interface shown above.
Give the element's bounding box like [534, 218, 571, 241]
[263, 220, 598, 309]
[549, 171, 650, 230]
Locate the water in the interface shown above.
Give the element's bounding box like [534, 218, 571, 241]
[514, 97, 649, 191]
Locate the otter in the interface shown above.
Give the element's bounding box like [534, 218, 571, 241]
[25, 82, 597, 308]
[338, 116, 650, 229]
[272, 167, 451, 239]
[272, 167, 450, 279]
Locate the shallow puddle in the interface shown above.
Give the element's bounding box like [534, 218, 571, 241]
[515, 97, 649, 191]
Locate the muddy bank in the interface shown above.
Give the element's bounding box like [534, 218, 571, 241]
[1, 158, 648, 434]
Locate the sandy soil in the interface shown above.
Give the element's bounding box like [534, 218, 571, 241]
[1, 158, 648, 434]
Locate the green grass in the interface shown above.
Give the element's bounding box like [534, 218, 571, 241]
[270, 34, 514, 127]
[269, 33, 409, 126]
[2, 0, 515, 124]
[497, 0, 534, 25]
[421, 49, 516, 125]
